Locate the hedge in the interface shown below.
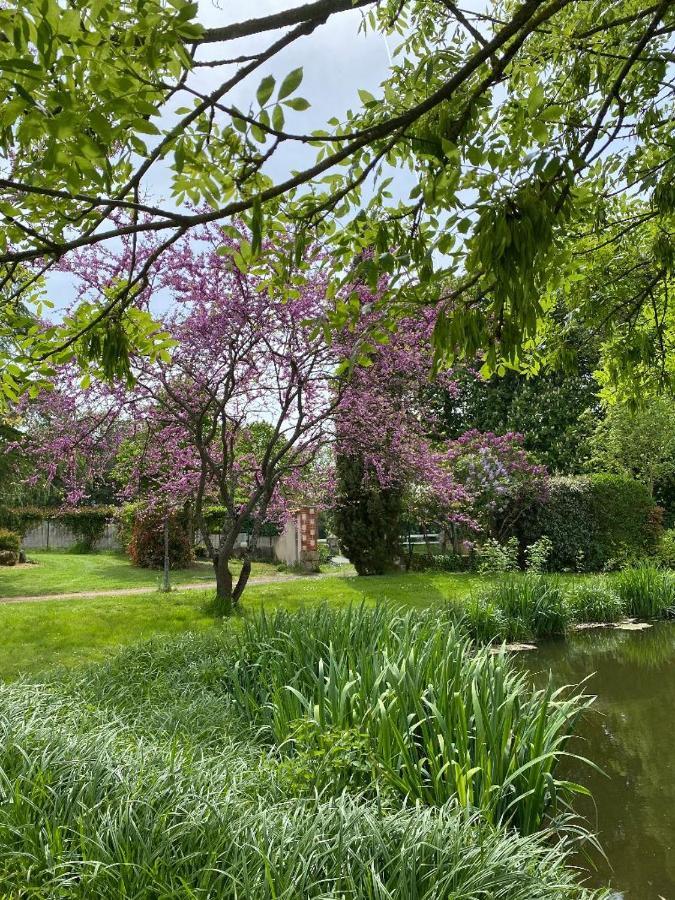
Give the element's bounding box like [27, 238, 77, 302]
[0, 506, 114, 550]
[0, 527, 20, 552]
[516, 474, 661, 571]
[201, 506, 281, 538]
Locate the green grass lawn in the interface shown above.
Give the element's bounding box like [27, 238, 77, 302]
[0, 571, 484, 680]
[0, 549, 280, 598]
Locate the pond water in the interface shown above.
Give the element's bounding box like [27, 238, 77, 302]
[529, 622, 675, 899]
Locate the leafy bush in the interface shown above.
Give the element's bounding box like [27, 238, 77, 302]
[0, 527, 20, 552]
[656, 528, 675, 569]
[128, 510, 193, 569]
[476, 536, 519, 573]
[567, 581, 625, 623]
[613, 564, 675, 619]
[525, 535, 553, 573]
[408, 551, 474, 572]
[517, 475, 659, 571]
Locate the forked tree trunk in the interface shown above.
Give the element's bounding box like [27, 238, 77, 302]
[213, 550, 234, 615]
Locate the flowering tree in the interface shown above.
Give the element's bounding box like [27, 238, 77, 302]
[445, 430, 548, 541]
[16, 227, 345, 611]
[333, 306, 475, 572]
[11, 367, 126, 507]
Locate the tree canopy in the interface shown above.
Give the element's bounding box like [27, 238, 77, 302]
[1, 0, 675, 398]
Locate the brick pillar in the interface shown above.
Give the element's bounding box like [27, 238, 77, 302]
[297, 506, 320, 572]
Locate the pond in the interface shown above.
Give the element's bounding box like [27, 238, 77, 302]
[530, 622, 675, 899]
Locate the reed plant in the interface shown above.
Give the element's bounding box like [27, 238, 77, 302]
[227, 604, 592, 834]
[613, 563, 675, 618]
[469, 574, 569, 640]
[567, 581, 625, 624]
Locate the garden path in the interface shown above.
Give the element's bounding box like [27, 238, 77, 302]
[0, 570, 350, 605]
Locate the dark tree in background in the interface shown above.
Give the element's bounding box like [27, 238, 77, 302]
[333, 453, 403, 576]
[429, 329, 601, 474]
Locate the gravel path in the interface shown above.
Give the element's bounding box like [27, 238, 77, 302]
[0, 570, 349, 605]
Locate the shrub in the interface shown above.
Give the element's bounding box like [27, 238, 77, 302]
[128, 510, 193, 569]
[567, 581, 625, 623]
[525, 535, 553, 573]
[516, 474, 659, 571]
[613, 564, 675, 619]
[408, 552, 473, 572]
[656, 528, 675, 569]
[0, 527, 20, 553]
[476, 536, 519, 573]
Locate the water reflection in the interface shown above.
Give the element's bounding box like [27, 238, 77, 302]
[529, 623, 675, 899]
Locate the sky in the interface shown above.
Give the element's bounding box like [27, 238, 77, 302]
[47, 0, 396, 312]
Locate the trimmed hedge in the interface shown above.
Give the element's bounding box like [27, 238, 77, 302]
[516, 475, 660, 571]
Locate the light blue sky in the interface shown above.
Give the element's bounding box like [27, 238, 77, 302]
[47, 1, 395, 313]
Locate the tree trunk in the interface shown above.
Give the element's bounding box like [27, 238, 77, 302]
[213, 550, 235, 615]
[161, 516, 171, 592]
[232, 557, 252, 605]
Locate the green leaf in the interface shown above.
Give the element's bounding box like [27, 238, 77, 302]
[532, 121, 549, 144]
[256, 74, 275, 107]
[272, 105, 285, 132]
[528, 84, 545, 115]
[278, 67, 303, 100]
[358, 88, 376, 104]
[284, 97, 310, 111]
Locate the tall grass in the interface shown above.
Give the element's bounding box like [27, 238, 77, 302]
[468, 574, 569, 640]
[613, 564, 675, 618]
[0, 623, 606, 898]
[227, 604, 592, 834]
[567, 581, 625, 624]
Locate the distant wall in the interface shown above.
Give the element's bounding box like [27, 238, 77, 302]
[23, 519, 300, 562]
[22, 521, 120, 551]
[273, 520, 299, 566]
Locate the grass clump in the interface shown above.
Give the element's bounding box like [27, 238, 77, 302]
[470, 574, 569, 640]
[568, 581, 625, 624]
[227, 604, 591, 834]
[613, 564, 675, 619]
[0, 606, 605, 898]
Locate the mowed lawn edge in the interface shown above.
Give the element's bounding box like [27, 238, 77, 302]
[0, 550, 283, 599]
[0, 572, 484, 680]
